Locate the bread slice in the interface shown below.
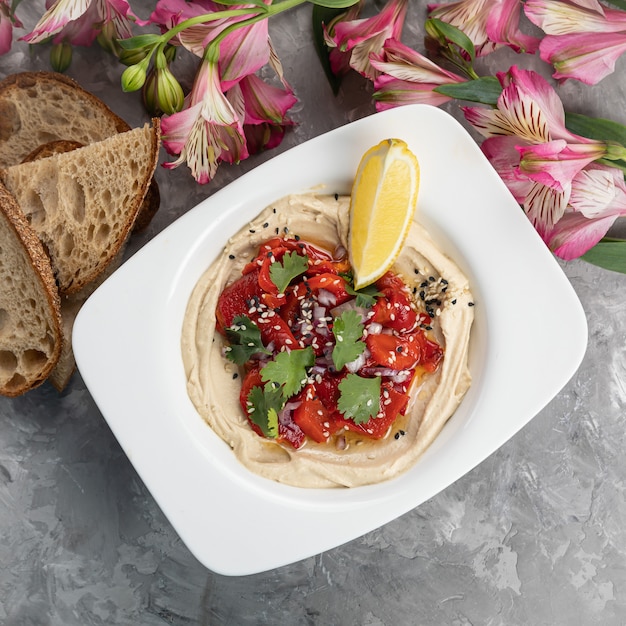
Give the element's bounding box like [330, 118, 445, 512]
[0, 120, 161, 294]
[0, 181, 62, 396]
[0, 72, 128, 167]
[17, 139, 127, 391]
[0, 71, 160, 232]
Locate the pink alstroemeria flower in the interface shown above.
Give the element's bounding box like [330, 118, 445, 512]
[325, 0, 408, 80]
[524, 0, 626, 84]
[517, 140, 607, 193]
[370, 38, 467, 110]
[148, 0, 270, 90]
[547, 165, 626, 259]
[464, 67, 613, 248]
[22, 0, 134, 46]
[463, 66, 591, 144]
[0, 0, 22, 55]
[161, 56, 247, 184]
[227, 73, 296, 153]
[427, 0, 539, 57]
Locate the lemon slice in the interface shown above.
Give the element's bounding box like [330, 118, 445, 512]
[348, 138, 420, 289]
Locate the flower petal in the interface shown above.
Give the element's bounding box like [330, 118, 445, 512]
[539, 31, 626, 84]
[548, 210, 619, 260]
[517, 140, 606, 192]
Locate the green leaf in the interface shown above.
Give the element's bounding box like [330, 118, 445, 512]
[581, 239, 626, 274]
[311, 4, 344, 96]
[605, 0, 626, 10]
[426, 18, 475, 62]
[116, 34, 162, 51]
[342, 278, 382, 308]
[332, 310, 365, 371]
[225, 315, 271, 365]
[565, 111, 626, 146]
[337, 374, 381, 425]
[260, 347, 315, 398]
[269, 250, 309, 293]
[307, 0, 359, 8]
[247, 385, 281, 438]
[434, 76, 502, 105]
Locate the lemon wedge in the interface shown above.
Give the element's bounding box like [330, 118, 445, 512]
[348, 138, 420, 290]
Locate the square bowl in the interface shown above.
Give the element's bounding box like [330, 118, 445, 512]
[73, 104, 587, 576]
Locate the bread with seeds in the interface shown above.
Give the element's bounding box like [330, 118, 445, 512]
[0, 119, 161, 295]
[0, 181, 62, 396]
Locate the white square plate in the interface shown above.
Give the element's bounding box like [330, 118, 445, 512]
[73, 105, 587, 576]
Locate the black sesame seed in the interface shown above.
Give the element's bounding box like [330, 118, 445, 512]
[232, 372, 239, 379]
[468, 301, 475, 307]
[283, 226, 289, 234]
[451, 299, 457, 305]
[275, 227, 280, 234]
[228, 254, 235, 260]
[273, 207, 277, 213]
[334, 193, 339, 200]
[249, 229, 255, 233]
[394, 432, 400, 440]
[263, 222, 269, 228]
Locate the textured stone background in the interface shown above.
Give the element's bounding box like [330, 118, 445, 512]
[2, 2, 626, 624]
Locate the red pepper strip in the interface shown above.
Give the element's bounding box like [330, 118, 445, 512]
[365, 332, 422, 370]
[216, 268, 264, 334]
[292, 384, 335, 444]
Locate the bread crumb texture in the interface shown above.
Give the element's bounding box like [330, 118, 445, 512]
[0, 71, 128, 168]
[0, 182, 62, 396]
[1, 122, 160, 294]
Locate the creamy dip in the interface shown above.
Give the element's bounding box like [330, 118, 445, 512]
[181, 194, 473, 488]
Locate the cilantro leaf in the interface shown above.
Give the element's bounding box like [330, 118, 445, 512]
[332, 309, 365, 371]
[260, 347, 315, 398]
[341, 273, 382, 307]
[225, 315, 271, 365]
[269, 250, 309, 293]
[337, 374, 381, 424]
[247, 384, 282, 438]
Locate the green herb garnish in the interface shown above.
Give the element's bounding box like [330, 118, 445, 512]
[337, 374, 381, 424]
[341, 272, 382, 307]
[247, 384, 282, 438]
[332, 309, 365, 371]
[225, 315, 271, 365]
[260, 347, 315, 399]
[269, 250, 309, 293]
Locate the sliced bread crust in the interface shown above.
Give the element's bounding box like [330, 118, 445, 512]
[0, 181, 62, 396]
[0, 71, 160, 232]
[0, 119, 161, 294]
[0, 71, 128, 168]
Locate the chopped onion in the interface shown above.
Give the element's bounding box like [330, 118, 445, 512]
[316, 289, 337, 307]
[345, 351, 367, 373]
[366, 321, 383, 335]
[331, 300, 369, 322]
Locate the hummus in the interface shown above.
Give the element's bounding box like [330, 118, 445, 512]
[181, 194, 473, 488]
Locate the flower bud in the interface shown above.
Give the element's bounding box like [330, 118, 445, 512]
[97, 21, 118, 56]
[50, 42, 72, 72]
[142, 65, 185, 115]
[117, 46, 149, 67]
[121, 59, 149, 92]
